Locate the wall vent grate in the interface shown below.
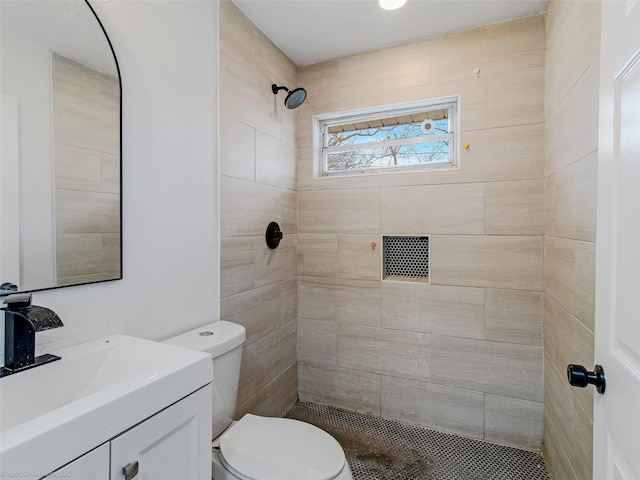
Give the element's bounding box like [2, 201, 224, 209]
[383, 235, 429, 281]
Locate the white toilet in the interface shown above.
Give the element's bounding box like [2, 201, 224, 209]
[164, 321, 353, 480]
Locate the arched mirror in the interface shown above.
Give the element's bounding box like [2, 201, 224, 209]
[0, 0, 121, 294]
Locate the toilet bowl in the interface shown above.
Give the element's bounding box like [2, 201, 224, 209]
[164, 321, 353, 480]
[212, 414, 352, 480]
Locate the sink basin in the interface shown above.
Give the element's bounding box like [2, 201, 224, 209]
[0, 334, 212, 477]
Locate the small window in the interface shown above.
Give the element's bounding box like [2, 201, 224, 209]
[316, 98, 458, 176]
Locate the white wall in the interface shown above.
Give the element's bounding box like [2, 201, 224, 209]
[21, 0, 220, 355]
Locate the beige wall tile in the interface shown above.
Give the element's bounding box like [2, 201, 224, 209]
[337, 325, 430, 381]
[221, 0, 298, 424]
[221, 176, 297, 236]
[543, 1, 599, 473]
[543, 412, 580, 480]
[381, 183, 485, 234]
[236, 374, 282, 419]
[545, 0, 601, 110]
[544, 295, 594, 419]
[238, 345, 256, 406]
[432, 15, 545, 83]
[544, 356, 593, 480]
[280, 277, 298, 324]
[430, 235, 543, 291]
[100, 153, 120, 194]
[54, 144, 102, 192]
[256, 131, 296, 190]
[220, 119, 255, 181]
[51, 50, 119, 251]
[381, 377, 484, 439]
[337, 235, 381, 279]
[485, 394, 543, 450]
[431, 124, 545, 185]
[220, 236, 256, 298]
[292, 10, 549, 445]
[487, 66, 545, 128]
[381, 282, 484, 339]
[545, 60, 599, 177]
[53, 56, 119, 155]
[220, 282, 282, 346]
[485, 288, 543, 346]
[546, 152, 597, 242]
[254, 234, 297, 288]
[571, 394, 594, 480]
[246, 321, 297, 392]
[544, 357, 576, 458]
[297, 234, 338, 277]
[297, 61, 339, 114]
[280, 363, 299, 415]
[297, 318, 337, 366]
[336, 39, 432, 110]
[298, 188, 381, 234]
[55, 189, 120, 234]
[544, 236, 596, 331]
[56, 234, 119, 279]
[220, 0, 258, 87]
[299, 277, 381, 326]
[430, 335, 543, 402]
[485, 179, 544, 235]
[298, 363, 381, 415]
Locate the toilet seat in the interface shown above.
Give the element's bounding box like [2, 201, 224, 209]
[219, 414, 346, 480]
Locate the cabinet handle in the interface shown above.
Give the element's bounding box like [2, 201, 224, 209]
[123, 461, 139, 480]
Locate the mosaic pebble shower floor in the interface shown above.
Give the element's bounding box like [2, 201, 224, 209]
[285, 401, 551, 480]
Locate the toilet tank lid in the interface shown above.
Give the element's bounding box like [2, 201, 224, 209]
[163, 321, 246, 357]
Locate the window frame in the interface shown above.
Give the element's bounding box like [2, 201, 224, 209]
[313, 97, 460, 177]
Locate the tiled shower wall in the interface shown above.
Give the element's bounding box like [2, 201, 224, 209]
[543, 1, 599, 478]
[219, 0, 298, 418]
[296, 15, 546, 450]
[52, 54, 120, 287]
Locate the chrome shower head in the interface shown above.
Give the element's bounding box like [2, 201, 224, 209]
[271, 84, 307, 109]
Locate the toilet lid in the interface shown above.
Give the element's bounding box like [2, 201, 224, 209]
[219, 414, 346, 480]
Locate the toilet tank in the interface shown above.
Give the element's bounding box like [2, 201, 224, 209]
[163, 321, 246, 439]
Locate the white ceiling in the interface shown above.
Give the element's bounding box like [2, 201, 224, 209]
[232, 0, 549, 66]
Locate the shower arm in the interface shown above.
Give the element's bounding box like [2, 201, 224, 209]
[272, 84, 289, 94]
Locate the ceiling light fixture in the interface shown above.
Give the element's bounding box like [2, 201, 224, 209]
[379, 0, 407, 10]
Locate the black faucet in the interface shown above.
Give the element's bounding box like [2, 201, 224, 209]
[1, 293, 64, 378]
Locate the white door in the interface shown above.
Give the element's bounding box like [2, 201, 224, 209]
[594, 0, 640, 479]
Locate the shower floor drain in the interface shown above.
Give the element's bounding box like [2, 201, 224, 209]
[285, 401, 551, 480]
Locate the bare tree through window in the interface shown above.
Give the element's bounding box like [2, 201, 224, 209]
[319, 100, 457, 175]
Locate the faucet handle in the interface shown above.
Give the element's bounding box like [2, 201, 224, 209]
[2, 293, 32, 310]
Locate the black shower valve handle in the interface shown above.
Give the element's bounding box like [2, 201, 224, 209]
[266, 222, 283, 249]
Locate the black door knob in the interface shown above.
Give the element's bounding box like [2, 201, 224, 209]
[567, 364, 606, 394]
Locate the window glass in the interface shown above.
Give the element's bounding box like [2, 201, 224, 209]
[318, 100, 458, 176]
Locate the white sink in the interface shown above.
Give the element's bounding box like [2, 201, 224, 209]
[0, 334, 212, 477]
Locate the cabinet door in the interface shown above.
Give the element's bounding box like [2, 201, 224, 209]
[43, 443, 109, 480]
[110, 386, 212, 480]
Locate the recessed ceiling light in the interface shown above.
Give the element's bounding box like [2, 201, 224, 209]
[379, 0, 407, 10]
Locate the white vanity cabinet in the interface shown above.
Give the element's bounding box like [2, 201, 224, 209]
[44, 444, 110, 480]
[41, 387, 211, 480]
[110, 386, 211, 480]
[0, 335, 213, 480]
